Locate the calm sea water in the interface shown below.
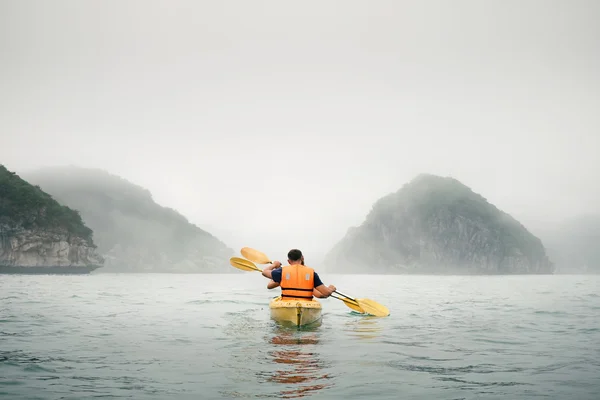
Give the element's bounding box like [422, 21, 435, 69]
[1, 273, 599, 399]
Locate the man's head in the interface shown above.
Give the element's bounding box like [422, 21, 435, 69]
[287, 249, 304, 265]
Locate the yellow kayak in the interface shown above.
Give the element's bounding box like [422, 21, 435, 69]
[269, 296, 322, 327]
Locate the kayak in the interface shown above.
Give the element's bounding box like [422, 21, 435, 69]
[269, 296, 322, 327]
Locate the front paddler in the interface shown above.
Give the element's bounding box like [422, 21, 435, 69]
[261, 249, 336, 299]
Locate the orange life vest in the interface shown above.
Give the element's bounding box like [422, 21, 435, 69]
[280, 264, 315, 300]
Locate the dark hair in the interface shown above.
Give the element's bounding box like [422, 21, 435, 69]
[287, 249, 303, 261]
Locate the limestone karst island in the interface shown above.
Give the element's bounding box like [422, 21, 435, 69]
[2, 165, 598, 275]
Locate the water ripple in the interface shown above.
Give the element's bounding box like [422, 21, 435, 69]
[0, 273, 599, 399]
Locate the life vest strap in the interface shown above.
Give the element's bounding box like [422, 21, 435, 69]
[281, 294, 313, 299]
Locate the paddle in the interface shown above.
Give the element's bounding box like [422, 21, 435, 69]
[233, 248, 390, 317]
[240, 247, 272, 264]
[330, 292, 366, 313]
[229, 256, 262, 272]
[333, 291, 390, 317]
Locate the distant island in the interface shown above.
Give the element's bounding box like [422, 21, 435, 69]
[23, 166, 235, 273]
[0, 164, 103, 274]
[324, 174, 554, 274]
[5, 163, 596, 276]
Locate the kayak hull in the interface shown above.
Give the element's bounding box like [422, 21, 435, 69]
[269, 296, 322, 327]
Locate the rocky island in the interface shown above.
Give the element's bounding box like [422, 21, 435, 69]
[23, 166, 235, 273]
[324, 174, 554, 274]
[0, 165, 104, 274]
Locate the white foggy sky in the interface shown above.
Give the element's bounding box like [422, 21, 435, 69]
[1, 0, 599, 264]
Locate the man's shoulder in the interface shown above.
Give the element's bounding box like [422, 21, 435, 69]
[271, 267, 282, 282]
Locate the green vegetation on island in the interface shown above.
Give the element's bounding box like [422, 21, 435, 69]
[0, 164, 94, 242]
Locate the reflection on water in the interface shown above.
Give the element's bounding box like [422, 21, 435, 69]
[344, 314, 384, 340]
[261, 325, 334, 398]
[219, 308, 382, 398]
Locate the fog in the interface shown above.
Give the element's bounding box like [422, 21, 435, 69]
[1, 0, 598, 264]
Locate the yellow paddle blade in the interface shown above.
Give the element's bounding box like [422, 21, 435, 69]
[240, 247, 272, 264]
[356, 298, 390, 317]
[229, 257, 262, 272]
[342, 298, 366, 313]
[331, 293, 366, 313]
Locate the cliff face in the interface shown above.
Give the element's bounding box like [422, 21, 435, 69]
[0, 165, 103, 273]
[324, 174, 554, 274]
[0, 224, 103, 269]
[23, 166, 235, 273]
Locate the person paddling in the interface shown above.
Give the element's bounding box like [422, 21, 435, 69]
[261, 249, 336, 299]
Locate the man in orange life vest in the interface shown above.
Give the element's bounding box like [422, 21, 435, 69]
[261, 249, 336, 299]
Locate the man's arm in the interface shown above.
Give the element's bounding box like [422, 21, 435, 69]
[262, 261, 282, 279]
[314, 284, 336, 297]
[313, 272, 336, 298]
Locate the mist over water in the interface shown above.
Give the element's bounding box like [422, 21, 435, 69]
[2, 273, 599, 399]
[1, 1, 599, 260]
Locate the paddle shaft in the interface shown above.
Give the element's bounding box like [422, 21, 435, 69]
[330, 293, 360, 306]
[334, 290, 357, 302]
